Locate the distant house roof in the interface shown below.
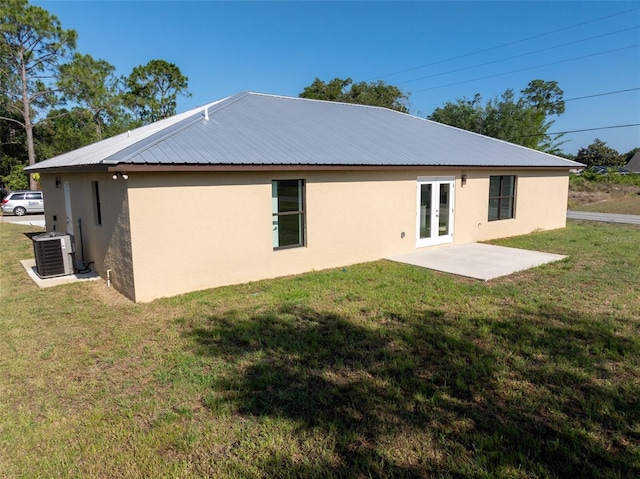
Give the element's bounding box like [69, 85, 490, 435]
[26, 92, 582, 173]
[626, 151, 640, 173]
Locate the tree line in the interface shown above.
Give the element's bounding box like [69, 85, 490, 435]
[301, 76, 638, 168]
[300, 77, 567, 152]
[1, 0, 190, 190]
[2, 1, 637, 191]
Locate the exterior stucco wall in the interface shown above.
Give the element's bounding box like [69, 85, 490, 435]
[40, 167, 569, 302]
[453, 169, 569, 243]
[125, 169, 569, 302]
[40, 173, 136, 301]
[127, 171, 419, 301]
[39, 175, 66, 235]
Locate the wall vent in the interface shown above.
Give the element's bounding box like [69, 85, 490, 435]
[32, 232, 75, 278]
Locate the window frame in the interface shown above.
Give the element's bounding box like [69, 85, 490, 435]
[488, 175, 516, 221]
[92, 181, 102, 226]
[272, 179, 305, 250]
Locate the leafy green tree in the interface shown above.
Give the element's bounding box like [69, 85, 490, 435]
[124, 59, 190, 123]
[426, 94, 484, 133]
[485, 89, 554, 150]
[1, 163, 29, 190]
[300, 77, 410, 113]
[575, 139, 623, 168]
[346, 80, 410, 113]
[0, 102, 27, 178]
[34, 108, 95, 160]
[429, 79, 565, 153]
[0, 0, 77, 189]
[300, 77, 352, 103]
[521, 79, 565, 115]
[519, 79, 565, 151]
[57, 53, 124, 141]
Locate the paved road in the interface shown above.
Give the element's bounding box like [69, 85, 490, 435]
[0, 214, 45, 227]
[567, 210, 640, 225]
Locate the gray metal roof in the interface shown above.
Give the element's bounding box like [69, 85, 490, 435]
[26, 92, 582, 172]
[626, 151, 640, 172]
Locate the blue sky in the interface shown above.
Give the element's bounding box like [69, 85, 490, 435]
[34, 1, 640, 155]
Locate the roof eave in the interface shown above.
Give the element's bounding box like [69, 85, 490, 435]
[25, 164, 110, 174]
[103, 163, 580, 173]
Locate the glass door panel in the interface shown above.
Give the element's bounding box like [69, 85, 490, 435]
[420, 184, 432, 240]
[438, 183, 450, 237]
[417, 178, 454, 247]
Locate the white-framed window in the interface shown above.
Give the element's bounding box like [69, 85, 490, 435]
[488, 175, 516, 221]
[272, 180, 305, 249]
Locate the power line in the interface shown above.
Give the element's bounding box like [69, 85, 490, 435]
[412, 44, 640, 93]
[370, 6, 640, 81]
[550, 124, 640, 135]
[511, 123, 640, 140]
[396, 26, 639, 86]
[565, 87, 640, 102]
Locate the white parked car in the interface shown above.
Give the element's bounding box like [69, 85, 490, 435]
[1, 190, 44, 216]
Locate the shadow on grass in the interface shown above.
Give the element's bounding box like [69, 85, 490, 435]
[186, 302, 639, 478]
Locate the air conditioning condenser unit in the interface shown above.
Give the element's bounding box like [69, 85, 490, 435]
[32, 232, 75, 278]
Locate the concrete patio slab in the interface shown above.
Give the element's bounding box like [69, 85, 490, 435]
[386, 243, 567, 281]
[20, 259, 101, 289]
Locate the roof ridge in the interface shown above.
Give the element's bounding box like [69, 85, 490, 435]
[105, 94, 247, 164]
[26, 90, 583, 171]
[202, 91, 251, 117]
[244, 91, 410, 114]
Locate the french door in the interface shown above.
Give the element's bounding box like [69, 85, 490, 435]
[416, 177, 454, 247]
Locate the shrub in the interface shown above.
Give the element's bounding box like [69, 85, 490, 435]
[571, 171, 640, 188]
[1, 164, 29, 191]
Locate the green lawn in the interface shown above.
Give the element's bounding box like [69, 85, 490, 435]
[571, 194, 640, 215]
[568, 176, 640, 214]
[1, 221, 639, 478]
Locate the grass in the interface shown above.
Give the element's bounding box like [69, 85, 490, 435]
[570, 194, 640, 215]
[568, 175, 640, 214]
[1, 220, 639, 478]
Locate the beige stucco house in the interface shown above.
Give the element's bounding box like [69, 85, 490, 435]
[26, 92, 582, 302]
